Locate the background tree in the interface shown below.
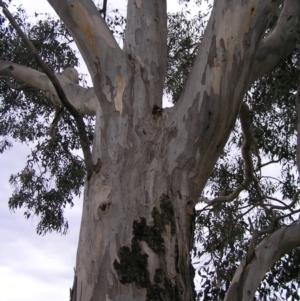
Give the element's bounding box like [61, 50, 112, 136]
[1, 0, 300, 300]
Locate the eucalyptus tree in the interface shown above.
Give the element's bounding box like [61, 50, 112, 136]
[1, 1, 300, 301]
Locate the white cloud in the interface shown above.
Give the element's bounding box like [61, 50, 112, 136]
[0, 142, 81, 301]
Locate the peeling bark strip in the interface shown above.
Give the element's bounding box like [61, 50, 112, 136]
[114, 194, 180, 301]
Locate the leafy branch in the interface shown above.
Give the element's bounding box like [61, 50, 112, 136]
[0, 2, 100, 180]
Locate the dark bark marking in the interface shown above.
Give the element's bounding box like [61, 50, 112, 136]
[152, 104, 163, 118]
[114, 194, 179, 300]
[207, 35, 217, 68]
[133, 216, 166, 254]
[150, 61, 159, 78]
[98, 200, 111, 214]
[153, 194, 176, 235]
[147, 269, 180, 301]
[201, 65, 207, 85]
[167, 127, 178, 142]
[105, 75, 114, 101]
[113, 240, 150, 287]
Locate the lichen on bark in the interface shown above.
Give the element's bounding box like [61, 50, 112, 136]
[114, 194, 179, 300]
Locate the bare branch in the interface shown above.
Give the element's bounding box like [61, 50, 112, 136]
[49, 105, 64, 140]
[251, 0, 300, 82]
[200, 103, 261, 206]
[168, 1, 280, 201]
[3, 79, 32, 90]
[274, 208, 300, 222]
[265, 196, 290, 207]
[99, 0, 107, 19]
[266, 190, 300, 210]
[260, 158, 282, 168]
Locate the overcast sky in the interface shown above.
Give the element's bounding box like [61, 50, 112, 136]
[0, 1, 203, 300]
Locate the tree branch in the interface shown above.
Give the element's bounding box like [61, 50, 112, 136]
[0, 60, 96, 116]
[0, 2, 100, 180]
[124, 0, 167, 108]
[266, 190, 300, 211]
[167, 1, 280, 202]
[99, 0, 107, 19]
[3, 79, 33, 90]
[224, 222, 300, 301]
[47, 0, 127, 81]
[251, 0, 300, 82]
[200, 103, 261, 206]
[260, 158, 282, 168]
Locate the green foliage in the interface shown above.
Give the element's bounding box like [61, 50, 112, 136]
[0, 6, 90, 234]
[166, 4, 209, 102]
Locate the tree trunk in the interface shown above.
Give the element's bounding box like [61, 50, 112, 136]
[28, 0, 300, 300]
[74, 126, 197, 300]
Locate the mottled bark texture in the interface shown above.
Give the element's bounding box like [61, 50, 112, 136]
[2, 0, 300, 300]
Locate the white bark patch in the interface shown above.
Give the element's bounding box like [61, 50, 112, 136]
[106, 293, 113, 301]
[140, 241, 160, 282]
[114, 75, 126, 114]
[211, 71, 221, 95]
[135, 0, 142, 8]
[145, 16, 152, 27]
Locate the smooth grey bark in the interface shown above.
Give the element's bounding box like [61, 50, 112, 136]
[2, 0, 300, 300]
